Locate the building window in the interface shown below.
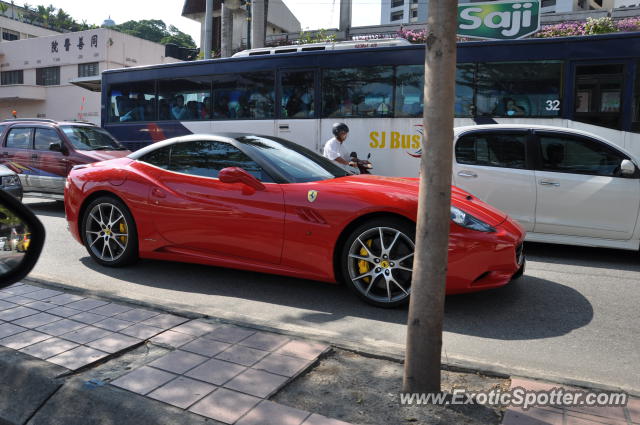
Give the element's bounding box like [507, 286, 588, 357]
[391, 0, 404, 7]
[390, 11, 404, 21]
[1, 70, 23, 85]
[411, 9, 418, 18]
[36, 66, 60, 86]
[78, 62, 99, 78]
[2, 29, 19, 41]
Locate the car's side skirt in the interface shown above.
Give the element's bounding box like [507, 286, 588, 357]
[525, 232, 640, 251]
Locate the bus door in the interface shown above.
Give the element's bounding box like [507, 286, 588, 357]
[276, 69, 319, 151]
[571, 62, 630, 131]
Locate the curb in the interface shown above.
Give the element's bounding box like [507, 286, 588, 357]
[23, 275, 640, 398]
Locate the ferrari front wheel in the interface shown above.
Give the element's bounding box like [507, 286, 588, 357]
[81, 196, 138, 267]
[341, 218, 415, 308]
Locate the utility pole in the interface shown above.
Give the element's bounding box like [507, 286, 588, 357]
[251, 0, 265, 48]
[402, 0, 458, 393]
[221, 2, 233, 57]
[246, 1, 251, 49]
[203, 0, 213, 59]
[339, 0, 352, 39]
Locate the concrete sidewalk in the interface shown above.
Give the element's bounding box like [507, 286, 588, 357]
[1, 280, 637, 425]
[0, 281, 351, 425]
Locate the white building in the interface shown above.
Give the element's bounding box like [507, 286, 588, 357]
[0, 28, 182, 124]
[182, 0, 301, 52]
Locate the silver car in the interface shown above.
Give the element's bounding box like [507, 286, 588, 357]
[0, 164, 23, 200]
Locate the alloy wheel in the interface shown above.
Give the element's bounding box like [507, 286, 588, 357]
[85, 202, 130, 263]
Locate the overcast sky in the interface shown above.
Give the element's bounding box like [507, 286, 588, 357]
[41, 0, 382, 47]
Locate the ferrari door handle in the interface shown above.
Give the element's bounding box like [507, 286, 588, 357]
[539, 180, 560, 187]
[151, 188, 166, 198]
[457, 171, 477, 178]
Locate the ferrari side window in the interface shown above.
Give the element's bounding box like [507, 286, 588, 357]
[168, 141, 273, 182]
[139, 146, 171, 169]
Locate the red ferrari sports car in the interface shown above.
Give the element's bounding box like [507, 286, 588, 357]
[64, 134, 525, 307]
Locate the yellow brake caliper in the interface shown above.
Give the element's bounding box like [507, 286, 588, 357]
[119, 221, 128, 245]
[358, 239, 373, 283]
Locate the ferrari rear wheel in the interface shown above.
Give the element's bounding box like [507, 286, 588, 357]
[82, 196, 138, 267]
[341, 218, 415, 308]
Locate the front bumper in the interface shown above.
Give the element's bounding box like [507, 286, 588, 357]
[446, 216, 526, 294]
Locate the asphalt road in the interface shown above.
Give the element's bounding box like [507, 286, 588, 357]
[25, 198, 640, 394]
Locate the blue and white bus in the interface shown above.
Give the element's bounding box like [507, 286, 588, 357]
[101, 32, 640, 177]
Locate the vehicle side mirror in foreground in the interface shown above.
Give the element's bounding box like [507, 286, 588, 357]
[620, 159, 636, 176]
[0, 189, 45, 289]
[219, 167, 265, 191]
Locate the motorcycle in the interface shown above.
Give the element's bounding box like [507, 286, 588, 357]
[349, 152, 373, 174]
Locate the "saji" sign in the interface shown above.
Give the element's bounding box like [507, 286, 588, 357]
[457, 0, 541, 41]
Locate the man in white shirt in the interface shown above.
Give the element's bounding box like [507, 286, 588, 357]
[323, 122, 352, 166]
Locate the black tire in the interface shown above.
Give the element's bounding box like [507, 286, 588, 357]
[340, 217, 415, 308]
[81, 196, 138, 267]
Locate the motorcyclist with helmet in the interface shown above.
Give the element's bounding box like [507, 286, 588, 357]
[323, 123, 354, 167]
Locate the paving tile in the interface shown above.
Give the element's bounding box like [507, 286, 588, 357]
[150, 330, 196, 347]
[0, 330, 52, 349]
[113, 308, 160, 323]
[0, 300, 16, 312]
[69, 311, 108, 324]
[45, 293, 85, 305]
[223, 368, 288, 398]
[170, 320, 218, 337]
[111, 366, 176, 395]
[12, 312, 62, 329]
[236, 400, 310, 425]
[302, 414, 352, 425]
[2, 285, 41, 296]
[148, 376, 216, 409]
[510, 378, 560, 392]
[239, 332, 290, 352]
[119, 323, 164, 339]
[47, 346, 109, 370]
[141, 313, 189, 329]
[564, 411, 627, 425]
[23, 300, 58, 311]
[0, 323, 27, 339]
[627, 397, 640, 424]
[0, 291, 13, 300]
[203, 325, 256, 344]
[89, 303, 133, 317]
[22, 288, 63, 300]
[86, 333, 141, 353]
[565, 405, 627, 421]
[189, 388, 260, 424]
[36, 319, 86, 337]
[93, 318, 135, 332]
[215, 345, 269, 367]
[46, 306, 82, 318]
[253, 353, 312, 377]
[59, 326, 114, 344]
[0, 306, 39, 321]
[185, 358, 246, 386]
[148, 350, 208, 374]
[64, 299, 109, 311]
[3, 296, 35, 306]
[502, 407, 564, 425]
[20, 337, 78, 360]
[181, 338, 231, 358]
[275, 340, 330, 360]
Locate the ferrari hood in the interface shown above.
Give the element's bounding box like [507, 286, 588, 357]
[330, 175, 508, 226]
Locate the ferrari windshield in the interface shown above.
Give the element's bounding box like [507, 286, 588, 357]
[61, 126, 127, 151]
[236, 135, 350, 183]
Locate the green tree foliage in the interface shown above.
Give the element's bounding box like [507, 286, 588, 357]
[113, 20, 196, 48]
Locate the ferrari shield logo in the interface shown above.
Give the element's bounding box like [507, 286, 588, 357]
[307, 190, 318, 203]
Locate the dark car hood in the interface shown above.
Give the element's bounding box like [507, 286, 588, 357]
[77, 150, 131, 162]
